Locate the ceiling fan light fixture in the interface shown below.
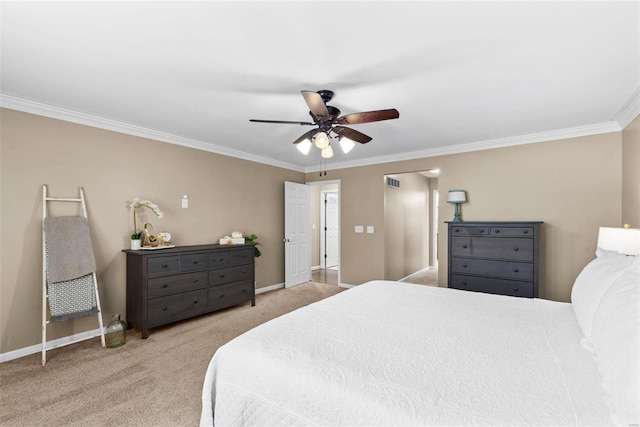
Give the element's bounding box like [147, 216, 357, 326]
[296, 138, 312, 155]
[314, 131, 330, 149]
[339, 136, 355, 154]
[321, 145, 334, 159]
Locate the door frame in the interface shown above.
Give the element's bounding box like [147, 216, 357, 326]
[320, 190, 339, 269]
[307, 179, 341, 285]
[432, 188, 439, 267]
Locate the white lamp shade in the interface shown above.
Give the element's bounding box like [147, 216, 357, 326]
[321, 145, 334, 158]
[296, 138, 312, 155]
[447, 190, 466, 203]
[339, 136, 355, 154]
[314, 132, 330, 149]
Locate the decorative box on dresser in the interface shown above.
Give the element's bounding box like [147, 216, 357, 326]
[123, 244, 255, 338]
[447, 221, 543, 298]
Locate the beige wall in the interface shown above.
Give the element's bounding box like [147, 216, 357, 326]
[1, 107, 635, 356]
[384, 172, 430, 280]
[0, 109, 303, 354]
[622, 115, 640, 226]
[306, 131, 624, 302]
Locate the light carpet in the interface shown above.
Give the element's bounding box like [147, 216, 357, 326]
[0, 281, 343, 427]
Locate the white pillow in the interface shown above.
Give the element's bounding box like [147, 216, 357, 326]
[589, 264, 640, 425]
[571, 253, 637, 339]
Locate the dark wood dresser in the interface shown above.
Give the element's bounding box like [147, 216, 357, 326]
[447, 221, 542, 298]
[123, 243, 255, 338]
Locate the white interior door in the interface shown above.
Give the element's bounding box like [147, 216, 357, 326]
[324, 191, 339, 268]
[284, 181, 311, 288]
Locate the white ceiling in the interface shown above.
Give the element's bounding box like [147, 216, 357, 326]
[1, 1, 638, 172]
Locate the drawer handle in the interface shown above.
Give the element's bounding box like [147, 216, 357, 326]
[193, 279, 199, 283]
[193, 300, 198, 304]
[219, 293, 224, 298]
[462, 244, 468, 249]
[513, 247, 519, 252]
[162, 264, 168, 268]
[513, 287, 519, 291]
[219, 258, 225, 262]
[162, 307, 168, 311]
[219, 274, 225, 279]
[513, 268, 519, 273]
[462, 264, 468, 268]
[480, 229, 484, 233]
[494, 230, 500, 234]
[193, 260, 199, 264]
[523, 229, 529, 234]
[242, 288, 247, 292]
[162, 284, 168, 288]
[454, 228, 460, 233]
[462, 282, 468, 286]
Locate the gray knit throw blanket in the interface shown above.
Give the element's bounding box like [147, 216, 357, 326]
[44, 216, 98, 322]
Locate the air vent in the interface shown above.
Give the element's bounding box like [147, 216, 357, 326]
[386, 177, 400, 189]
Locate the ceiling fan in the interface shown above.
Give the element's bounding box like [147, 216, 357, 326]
[249, 90, 399, 158]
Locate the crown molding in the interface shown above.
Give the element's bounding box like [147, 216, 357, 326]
[0, 94, 306, 173]
[305, 120, 622, 173]
[1, 94, 626, 175]
[613, 87, 640, 129]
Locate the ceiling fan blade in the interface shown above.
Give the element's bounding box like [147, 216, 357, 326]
[335, 109, 399, 125]
[301, 90, 330, 118]
[293, 129, 318, 145]
[333, 126, 372, 144]
[250, 119, 315, 125]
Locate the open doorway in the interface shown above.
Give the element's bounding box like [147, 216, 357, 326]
[309, 181, 340, 285]
[384, 170, 439, 286]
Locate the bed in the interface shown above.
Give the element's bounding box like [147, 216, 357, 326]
[201, 227, 639, 426]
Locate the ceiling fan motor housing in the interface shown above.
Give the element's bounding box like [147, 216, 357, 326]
[317, 90, 334, 103]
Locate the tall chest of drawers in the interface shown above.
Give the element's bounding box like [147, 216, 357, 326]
[447, 221, 542, 298]
[123, 244, 255, 338]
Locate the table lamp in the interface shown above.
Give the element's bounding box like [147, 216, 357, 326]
[447, 190, 467, 222]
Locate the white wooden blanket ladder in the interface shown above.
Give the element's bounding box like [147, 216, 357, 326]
[42, 185, 105, 365]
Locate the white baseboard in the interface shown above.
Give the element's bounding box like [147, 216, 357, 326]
[311, 265, 321, 271]
[0, 327, 104, 363]
[339, 283, 356, 289]
[399, 266, 433, 282]
[255, 283, 284, 294]
[1, 283, 307, 363]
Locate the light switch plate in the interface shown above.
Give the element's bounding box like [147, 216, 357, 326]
[355, 225, 364, 233]
[367, 226, 374, 234]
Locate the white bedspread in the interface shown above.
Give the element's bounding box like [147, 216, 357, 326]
[201, 281, 614, 426]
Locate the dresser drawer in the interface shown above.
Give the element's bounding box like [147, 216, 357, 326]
[209, 264, 253, 286]
[208, 248, 254, 269]
[490, 226, 534, 237]
[450, 226, 489, 236]
[147, 271, 208, 298]
[148, 256, 180, 277]
[450, 274, 534, 298]
[451, 257, 534, 281]
[208, 281, 254, 311]
[180, 252, 208, 272]
[148, 289, 208, 328]
[451, 237, 534, 261]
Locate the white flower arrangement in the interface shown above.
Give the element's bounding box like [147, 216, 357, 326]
[130, 198, 163, 237]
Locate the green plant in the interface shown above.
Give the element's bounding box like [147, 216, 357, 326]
[245, 234, 262, 257]
[131, 231, 142, 240]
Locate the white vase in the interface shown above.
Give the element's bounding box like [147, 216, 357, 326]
[130, 239, 142, 250]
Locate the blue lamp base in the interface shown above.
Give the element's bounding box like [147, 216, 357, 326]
[452, 203, 462, 222]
